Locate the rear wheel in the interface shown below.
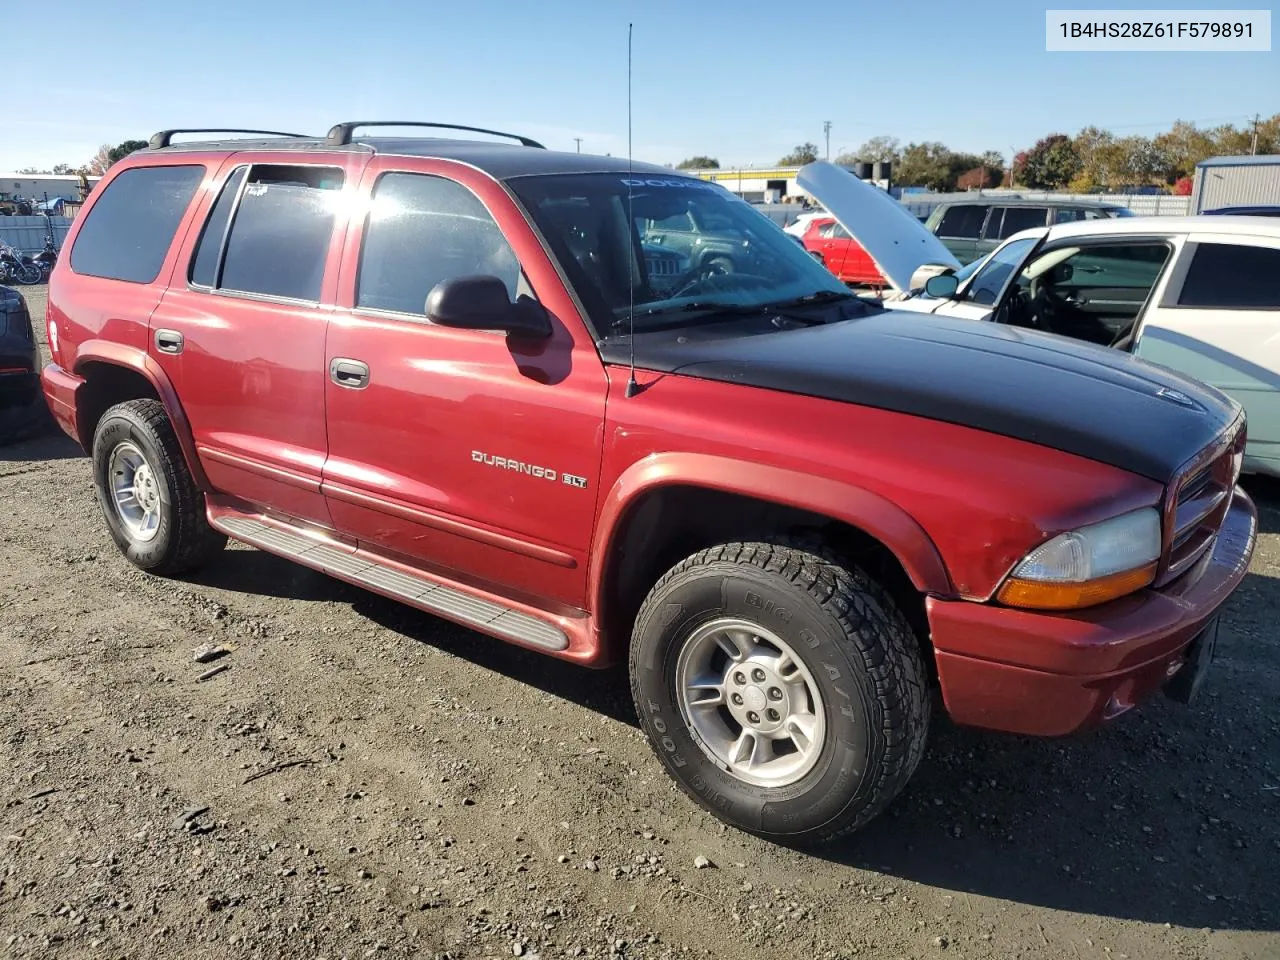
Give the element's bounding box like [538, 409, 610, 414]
[629, 540, 930, 845]
[92, 399, 226, 575]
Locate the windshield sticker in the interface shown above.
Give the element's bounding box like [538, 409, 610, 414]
[620, 178, 720, 191]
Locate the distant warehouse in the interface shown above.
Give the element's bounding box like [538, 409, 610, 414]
[1190, 155, 1280, 213]
[689, 160, 892, 204]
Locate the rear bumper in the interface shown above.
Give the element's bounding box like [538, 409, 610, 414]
[40, 361, 84, 447]
[929, 488, 1257, 737]
[0, 369, 43, 438]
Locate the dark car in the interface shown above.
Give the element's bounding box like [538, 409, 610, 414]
[924, 197, 1134, 263]
[0, 283, 45, 443]
[1203, 205, 1280, 217]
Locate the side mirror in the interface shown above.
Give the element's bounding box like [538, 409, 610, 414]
[425, 275, 552, 339]
[924, 274, 960, 299]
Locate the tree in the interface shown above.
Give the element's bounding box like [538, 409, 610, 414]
[894, 142, 952, 189]
[1152, 121, 1218, 182]
[52, 163, 75, 175]
[108, 139, 148, 165]
[956, 165, 1002, 190]
[1018, 134, 1081, 189]
[88, 139, 148, 175]
[676, 156, 719, 169]
[17, 166, 49, 175]
[778, 143, 819, 165]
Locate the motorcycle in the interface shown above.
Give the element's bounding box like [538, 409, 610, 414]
[31, 238, 57, 281]
[0, 241, 43, 285]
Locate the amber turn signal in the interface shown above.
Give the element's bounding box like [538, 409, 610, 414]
[996, 562, 1158, 611]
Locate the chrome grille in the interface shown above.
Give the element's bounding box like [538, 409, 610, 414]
[1160, 423, 1245, 584]
[645, 253, 681, 278]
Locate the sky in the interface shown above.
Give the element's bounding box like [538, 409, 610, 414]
[4, 0, 1276, 172]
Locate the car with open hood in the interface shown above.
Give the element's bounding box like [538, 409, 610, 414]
[809, 169, 1280, 477]
[41, 136, 1256, 846]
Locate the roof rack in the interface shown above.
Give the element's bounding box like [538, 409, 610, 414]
[148, 128, 310, 150]
[325, 121, 545, 149]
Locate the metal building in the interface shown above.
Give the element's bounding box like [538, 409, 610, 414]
[1190, 155, 1280, 213]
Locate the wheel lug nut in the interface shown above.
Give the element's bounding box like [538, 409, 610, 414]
[731, 693, 744, 706]
[766, 708, 780, 722]
[751, 668, 766, 682]
[746, 711, 760, 724]
[768, 687, 783, 701]
[732, 672, 746, 685]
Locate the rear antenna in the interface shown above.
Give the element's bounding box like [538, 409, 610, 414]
[624, 22, 640, 399]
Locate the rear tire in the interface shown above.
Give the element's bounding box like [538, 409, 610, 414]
[92, 398, 226, 575]
[629, 540, 930, 845]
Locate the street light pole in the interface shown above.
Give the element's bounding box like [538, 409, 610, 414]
[573, 137, 582, 153]
[823, 120, 832, 161]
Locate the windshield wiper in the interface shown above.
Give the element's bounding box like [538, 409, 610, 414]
[763, 290, 866, 309]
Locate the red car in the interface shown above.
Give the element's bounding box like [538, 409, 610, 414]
[801, 215, 888, 287]
[41, 133, 1255, 845]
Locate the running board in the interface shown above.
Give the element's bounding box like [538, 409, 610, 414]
[211, 515, 569, 653]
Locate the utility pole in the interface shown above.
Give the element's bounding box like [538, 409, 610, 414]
[573, 137, 582, 153]
[823, 120, 832, 161]
[1250, 114, 1260, 155]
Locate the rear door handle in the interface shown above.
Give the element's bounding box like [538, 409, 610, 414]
[329, 357, 370, 389]
[154, 329, 184, 355]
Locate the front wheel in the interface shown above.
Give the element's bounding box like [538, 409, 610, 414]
[92, 398, 226, 575]
[629, 540, 930, 845]
[16, 262, 42, 285]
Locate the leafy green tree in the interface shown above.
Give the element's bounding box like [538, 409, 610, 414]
[676, 156, 719, 169]
[1018, 134, 1081, 189]
[778, 143, 819, 165]
[108, 140, 148, 165]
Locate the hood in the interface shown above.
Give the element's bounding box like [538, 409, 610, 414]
[606, 310, 1240, 482]
[796, 161, 960, 291]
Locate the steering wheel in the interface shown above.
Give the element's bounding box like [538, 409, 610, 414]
[668, 263, 769, 301]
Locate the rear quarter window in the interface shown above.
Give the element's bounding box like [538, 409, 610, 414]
[70, 165, 204, 283]
[1177, 243, 1280, 309]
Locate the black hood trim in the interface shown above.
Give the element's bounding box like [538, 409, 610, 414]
[601, 311, 1240, 482]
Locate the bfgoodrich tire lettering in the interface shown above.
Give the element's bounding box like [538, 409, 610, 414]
[629, 540, 930, 844]
[92, 398, 226, 576]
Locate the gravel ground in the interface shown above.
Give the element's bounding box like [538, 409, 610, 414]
[2, 285, 1277, 960]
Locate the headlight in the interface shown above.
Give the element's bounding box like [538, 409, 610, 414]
[996, 507, 1161, 610]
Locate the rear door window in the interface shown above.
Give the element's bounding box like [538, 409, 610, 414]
[990, 206, 1048, 239]
[1177, 243, 1280, 309]
[190, 164, 344, 302]
[70, 165, 205, 283]
[936, 205, 987, 239]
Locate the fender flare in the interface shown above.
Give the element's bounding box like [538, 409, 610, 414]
[588, 452, 953, 615]
[73, 340, 212, 491]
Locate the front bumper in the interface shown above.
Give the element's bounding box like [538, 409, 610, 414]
[928, 488, 1257, 737]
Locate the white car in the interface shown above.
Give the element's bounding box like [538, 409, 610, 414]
[797, 165, 1280, 477]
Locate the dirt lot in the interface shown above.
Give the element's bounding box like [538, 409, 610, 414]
[2, 285, 1278, 960]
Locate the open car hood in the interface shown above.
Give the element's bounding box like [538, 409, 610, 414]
[796, 161, 960, 291]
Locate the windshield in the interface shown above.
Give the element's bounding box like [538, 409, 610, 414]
[507, 173, 852, 336]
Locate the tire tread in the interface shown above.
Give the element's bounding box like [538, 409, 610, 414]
[630, 537, 930, 843]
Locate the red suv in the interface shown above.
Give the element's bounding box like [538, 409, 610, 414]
[40, 126, 1257, 844]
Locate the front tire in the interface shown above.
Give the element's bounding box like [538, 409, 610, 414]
[629, 540, 930, 845]
[92, 399, 226, 575]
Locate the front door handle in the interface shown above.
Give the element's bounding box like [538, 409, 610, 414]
[154, 329, 184, 355]
[329, 357, 370, 389]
